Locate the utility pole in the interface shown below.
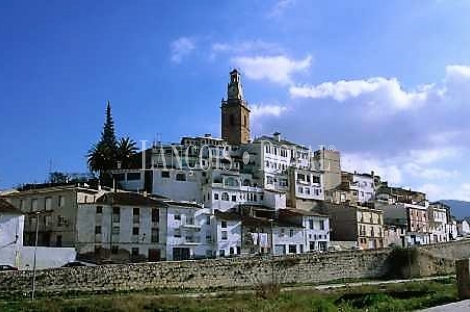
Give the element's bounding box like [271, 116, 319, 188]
[31, 211, 40, 300]
[29, 209, 53, 300]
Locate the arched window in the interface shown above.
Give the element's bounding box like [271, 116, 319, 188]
[221, 192, 229, 201]
[242, 179, 251, 186]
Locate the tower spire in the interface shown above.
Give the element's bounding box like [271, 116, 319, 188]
[221, 70, 251, 145]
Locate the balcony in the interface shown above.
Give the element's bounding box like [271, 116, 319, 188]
[179, 237, 201, 246]
[181, 222, 201, 229]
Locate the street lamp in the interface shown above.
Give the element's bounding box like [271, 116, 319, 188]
[27, 209, 53, 300]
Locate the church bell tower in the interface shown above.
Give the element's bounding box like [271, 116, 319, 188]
[221, 69, 251, 145]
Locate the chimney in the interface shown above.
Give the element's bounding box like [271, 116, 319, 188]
[371, 170, 375, 177]
[273, 132, 281, 142]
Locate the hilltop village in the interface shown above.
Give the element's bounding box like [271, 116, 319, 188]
[1, 70, 467, 267]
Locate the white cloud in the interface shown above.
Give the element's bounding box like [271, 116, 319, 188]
[267, 0, 295, 19]
[251, 104, 288, 119]
[289, 77, 431, 111]
[170, 37, 196, 63]
[231, 55, 312, 85]
[243, 59, 470, 201]
[418, 183, 470, 201]
[408, 147, 461, 165]
[342, 153, 404, 185]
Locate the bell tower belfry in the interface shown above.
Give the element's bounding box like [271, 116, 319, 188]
[221, 69, 251, 145]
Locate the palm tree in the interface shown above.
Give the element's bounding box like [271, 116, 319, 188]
[87, 141, 114, 181]
[116, 137, 138, 169]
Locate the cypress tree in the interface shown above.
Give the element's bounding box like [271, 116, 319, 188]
[101, 100, 118, 153]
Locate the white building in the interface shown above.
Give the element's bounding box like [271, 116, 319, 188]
[77, 192, 214, 262]
[0, 198, 24, 267]
[427, 203, 449, 243]
[214, 210, 242, 257]
[278, 208, 330, 252]
[350, 172, 375, 204]
[457, 220, 470, 237]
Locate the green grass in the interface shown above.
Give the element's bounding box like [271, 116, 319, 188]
[0, 279, 458, 312]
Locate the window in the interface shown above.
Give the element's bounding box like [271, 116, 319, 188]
[230, 247, 234, 255]
[174, 214, 181, 220]
[131, 248, 139, 256]
[319, 220, 325, 231]
[112, 226, 120, 235]
[152, 208, 159, 223]
[113, 173, 125, 181]
[219, 249, 226, 257]
[127, 172, 141, 180]
[132, 227, 139, 235]
[214, 193, 219, 200]
[221, 221, 227, 228]
[95, 226, 101, 234]
[221, 192, 229, 201]
[31, 199, 38, 211]
[206, 250, 213, 257]
[45, 197, 52, 210]
[151, 228, 159, 243]
[206, 233, 212, 243]
[96, 206, 103, 214]
[289, 229, 294, 237]
[206, 215, 211, 225]
[111, 246, 119, 254]
[174, 229, 181, 238]
[58, 196, 65, 208]
[231, 195, 236, 202]
[161, 171, 170, 178]
[289, 245, 297, 254]
[309, 220, 314, 230]
[280, 229, 285, 237]
[221, 231, 228, 240]
[306, 188, 311, 195]
[176, 173, 186, 181]
[298, 186, 303, 194]
[133, 208, 140, 215]
[112, 206, 120, 223]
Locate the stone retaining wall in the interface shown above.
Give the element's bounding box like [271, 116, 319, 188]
[1, 240, 468, 298]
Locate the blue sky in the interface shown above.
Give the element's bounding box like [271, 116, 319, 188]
[1, 0, 470, 200]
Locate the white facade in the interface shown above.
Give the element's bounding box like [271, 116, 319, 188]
[153, 168, 205, 203]
[351, 173, 375, 203]
[428, 206, 449, 243]
[0, 204, 24, 267]
[278, 209, 330, 253]
[458, 220, 470, 236]
[292, 169, 324, 201]
[165, 203, 213, 260]
[214, 217, 241, 257]
[77, 201, 166, 261]
[272, 226, 304, 255]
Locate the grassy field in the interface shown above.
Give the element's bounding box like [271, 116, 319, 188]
[0, 278, 458, 312]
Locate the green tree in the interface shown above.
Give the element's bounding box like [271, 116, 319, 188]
[116, 137, 138, 169]
[101, 101, 118, 153]
[87, 102, 138, 184]
[49, 172, 69, 184]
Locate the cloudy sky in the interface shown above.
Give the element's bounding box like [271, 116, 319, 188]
[1, 0, 470, 200]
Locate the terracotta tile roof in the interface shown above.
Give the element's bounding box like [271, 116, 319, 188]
[96, 192, 163, 207]
[0, 198, 22, 214]
[279, 208, 328, 217]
